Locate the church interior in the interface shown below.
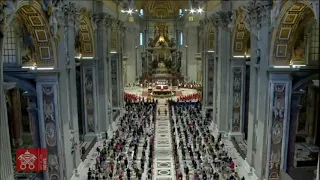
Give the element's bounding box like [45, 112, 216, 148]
[0, 0, 319, 180]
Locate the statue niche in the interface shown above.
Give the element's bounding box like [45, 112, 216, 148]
[291, 29, 306, 64]
[21, 25, 35, 64]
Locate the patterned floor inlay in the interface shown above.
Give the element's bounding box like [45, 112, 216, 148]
[157, 162, 171, 168]
[154, 102, 175, 179]
[157, 130, 169, 134]
[156, 159, 172, 162]
[157, 134, 168, 138]
[157, 140, 169, 144]
[157, 169, 171, 176]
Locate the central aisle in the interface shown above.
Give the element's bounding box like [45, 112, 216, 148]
[153, 102, 176, 180]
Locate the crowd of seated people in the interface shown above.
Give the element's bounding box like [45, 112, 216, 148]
[177, 93, 201, 102]
[87, 101, 157, 180]
[169, 102, 246, 180]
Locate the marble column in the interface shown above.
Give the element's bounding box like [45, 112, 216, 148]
[0, 77, 15, 180]
[229, 60, 245, 140]
[56, 2, 81, 179]
[26, 96, 41, 148]
[67, 7, 81, 173]
[254, 5, 273, 178]
[92, 12, 110, 138]
[1, 24, 14, 179]
[199, 21, 207, 106]
[123, 23, 139, 85]
[212, 11, 232, 133]
[11, 88, 23, 146]
[35, 74, 62, 180]
[266, 74, 292, 180]
[245, 11, 259, 169]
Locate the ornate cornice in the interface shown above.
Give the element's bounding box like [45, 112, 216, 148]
[241, 0, 273, 40]
[59, 2, 79, 24]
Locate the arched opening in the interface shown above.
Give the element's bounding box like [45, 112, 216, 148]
[287, 73, 319, 179]
[270, 2, 319, 66]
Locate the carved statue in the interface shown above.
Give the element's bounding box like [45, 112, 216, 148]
[169, 38, 176, 48]
[228, 10, 237, 32]
[148, 38, 154, 47]
[75, 35, 82, 55]
[292, 31, 306, 62]
[21, 25, 35, 63]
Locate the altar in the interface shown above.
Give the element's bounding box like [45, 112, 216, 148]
[139, 22, 183, 87]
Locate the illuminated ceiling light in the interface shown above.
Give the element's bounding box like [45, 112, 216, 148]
[197, 8, 203, 13]
[36, 67, 54, 70]
[121, 9, 125, 13]
[190, 9, 195, 13]
[81, 57, 94, 59]
[207, 50, 214, 53]
[233, 56, 245, 58]
[273, 66, 291, 68]
[128, 9, 133, 14]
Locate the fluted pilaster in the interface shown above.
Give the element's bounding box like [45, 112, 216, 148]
[0, 83, 14, 180]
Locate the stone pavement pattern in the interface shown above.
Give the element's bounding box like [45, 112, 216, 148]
[153, 102, 175, 180]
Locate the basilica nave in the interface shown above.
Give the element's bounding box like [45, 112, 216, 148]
[0, 0, 319, 180]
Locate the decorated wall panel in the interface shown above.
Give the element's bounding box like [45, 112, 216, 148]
[16, 5, 55, 66]
[232, 11, 250, 56]
[206, 54, 215, 107]
[272, 3, 314, 65]
[267, 82, 290, 180]
[39, 84, 60, 179]
[77, 12, 95, 57]
[83, 67, 96, 133]
[231, 67, 243, 132]
[111, 54, 120, 107]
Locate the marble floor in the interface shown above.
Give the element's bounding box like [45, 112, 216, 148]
[153, 103, 175, 180]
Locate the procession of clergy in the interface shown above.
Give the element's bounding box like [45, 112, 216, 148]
[86, 98, 246, 180]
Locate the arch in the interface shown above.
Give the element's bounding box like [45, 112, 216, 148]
[10, 1, 56, 67]
[76, 9, 95, 58]
[270, 1, 316, 65]
[292, 73, 319, 92]
[3, 74, 37, 96]
[232, 10, 250, 56]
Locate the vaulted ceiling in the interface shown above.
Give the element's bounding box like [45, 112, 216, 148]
[135, 0, 189, 18]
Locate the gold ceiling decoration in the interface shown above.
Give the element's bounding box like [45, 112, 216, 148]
[232, 10, 250, 56]
[76, 9, 95, 57]
[272, 2, 314, 65]
[16, 4, 55, 67]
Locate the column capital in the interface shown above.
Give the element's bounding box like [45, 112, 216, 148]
[210, 11, 233, 30]
[92, 12, 113, 30]
[57, 2, 79, 26]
